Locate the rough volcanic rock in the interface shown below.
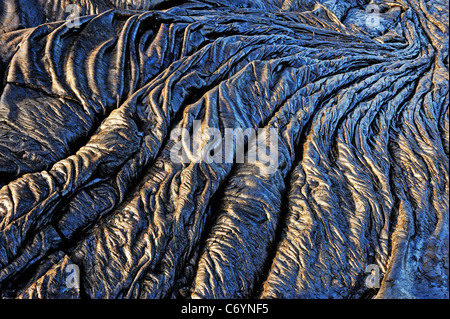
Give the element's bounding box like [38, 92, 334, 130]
[0, 0, 448, 299]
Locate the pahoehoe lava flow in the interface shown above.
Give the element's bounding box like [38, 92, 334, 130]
[0, 0, 448, 299]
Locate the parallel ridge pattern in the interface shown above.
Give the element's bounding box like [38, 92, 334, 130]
[0, 0, 448, 299]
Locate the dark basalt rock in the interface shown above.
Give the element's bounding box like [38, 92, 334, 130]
[0, 0, 448, 299]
